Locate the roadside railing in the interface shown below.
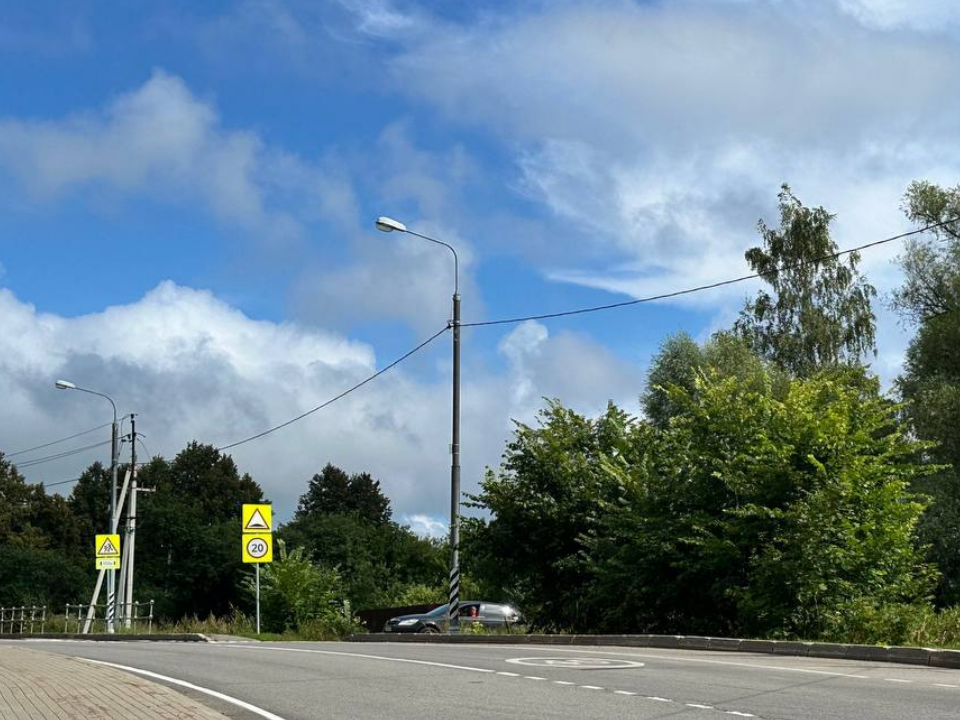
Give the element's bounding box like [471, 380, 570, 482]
[0, 605, 47, 634]
[65, 600, 155, 634]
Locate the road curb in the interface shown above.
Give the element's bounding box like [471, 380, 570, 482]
[0, 633, 209, 642]
[344, 632, 960, 668]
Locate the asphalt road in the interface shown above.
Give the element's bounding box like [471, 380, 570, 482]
[6, 639, 960, 719]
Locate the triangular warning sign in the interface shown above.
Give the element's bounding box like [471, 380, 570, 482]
[98, 538, 119, 556]
[244, 509, 269, 531]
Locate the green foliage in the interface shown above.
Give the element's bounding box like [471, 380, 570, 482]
[0, 544, 88, 607]
[296, 463, 392, 526]
[591, 368, 936, 638]
[245, 540, 343, 633]
[281, 463, 446, 610]
[134, 444, 266, 619]
[467, 401, 633, 630]
[643, 331, 788, 428]
[734, 185, 876, 376]
[894, 180, 960, 605]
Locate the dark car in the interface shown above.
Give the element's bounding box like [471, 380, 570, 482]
[382, 601, 523, 633]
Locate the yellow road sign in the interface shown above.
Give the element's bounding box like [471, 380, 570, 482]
[242, 504, 272, 533]
[242, 533, 273, 563]
[95, 534, 121, 570]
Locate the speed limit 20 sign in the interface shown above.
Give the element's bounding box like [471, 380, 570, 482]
[242, 533, 273, 563]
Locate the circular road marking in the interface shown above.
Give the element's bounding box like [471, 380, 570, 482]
[246, 537, 269, 559]
[506, 657, 645, 670]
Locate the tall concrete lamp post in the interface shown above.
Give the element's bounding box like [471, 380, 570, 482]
[375, 216, 462, 633]
[55, 379, 119, 634]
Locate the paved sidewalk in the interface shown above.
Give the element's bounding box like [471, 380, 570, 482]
[0, 646, 229, 719]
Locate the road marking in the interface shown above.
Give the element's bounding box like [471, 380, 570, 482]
[78, 658, 287, 720]
[487, 645, 870, 679]
[935, 684, 958, 688]
[580, 685, 604, 690]
[614, 690, 636, 696]
[645, 696, 673, 702]
[497, 671, 521, 677]
[687, 703, 714, 709]
[220, 645, 496, 674]
[726, 712, 756, 717]
[884, 678, 912, 683]
[506, 656, 644, 670]
[553, 680, 576, 685]
[524, 676, 547, 680]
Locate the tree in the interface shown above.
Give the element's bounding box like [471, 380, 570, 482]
[134, 444, 265, 619]
[467, 401, 633, 630]
[734, 185, 876, 376]
[643, 331, 788, 428]
[282, 463, 445, 610]
[245, 540, 343, 632]
[295, 463, 391, 526]
[588, 368, 937, 637]
[893, 180, 960, 604]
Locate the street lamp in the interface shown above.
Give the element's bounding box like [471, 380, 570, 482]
[55, 379, 120, 634]
[376, 216, 462, 633]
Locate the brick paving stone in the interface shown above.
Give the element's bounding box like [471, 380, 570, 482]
[0, 646, 229, 719]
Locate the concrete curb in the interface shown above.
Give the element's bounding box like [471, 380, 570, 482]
[0, 633, 209, 642]
[344, 632, 960, 668]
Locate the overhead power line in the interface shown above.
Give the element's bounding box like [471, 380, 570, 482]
[216, 325, 450, 451]
[13, 439, 113, 469]
[462, 217, 960, 328]
[6, 422, 112, 458]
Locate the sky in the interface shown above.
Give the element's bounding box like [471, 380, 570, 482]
[1, 0, 958, 536]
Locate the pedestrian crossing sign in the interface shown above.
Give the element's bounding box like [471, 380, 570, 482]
[95, 534, 121, 570]
[242, 504, 272, 533]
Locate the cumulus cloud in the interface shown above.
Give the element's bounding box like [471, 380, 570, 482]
[0, 70, 356, 243]
[0, 283, 642, 524]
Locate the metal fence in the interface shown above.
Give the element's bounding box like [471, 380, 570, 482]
[0, 606, 47, 634]
[64, 600, 154, 634]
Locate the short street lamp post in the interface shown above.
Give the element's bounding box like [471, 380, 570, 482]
[376, 216, 462, 634]
[55, 379, 120, 634]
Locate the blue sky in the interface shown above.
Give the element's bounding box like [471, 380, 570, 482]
[2, 0, 959, 534]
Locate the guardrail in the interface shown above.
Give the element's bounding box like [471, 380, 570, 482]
[0, 606, 46, 634]
[64, 600, 154, 634]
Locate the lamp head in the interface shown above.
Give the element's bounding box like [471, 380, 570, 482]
[55, 380, 76, 390]
[375, 216, 407, 233]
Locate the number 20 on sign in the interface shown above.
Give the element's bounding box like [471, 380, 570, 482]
[242, 533, 273, 563]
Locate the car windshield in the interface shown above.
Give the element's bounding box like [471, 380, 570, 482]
[425, 604, 449, 617]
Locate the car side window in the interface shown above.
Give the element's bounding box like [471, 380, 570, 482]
[459, 603, 480, 618]
[480, 604, 507, 619]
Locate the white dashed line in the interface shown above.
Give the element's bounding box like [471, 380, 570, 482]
[884, 678, 912, 683]
[614, 690, 637, 696]
[553, 680, 576, 686]
[523, 676, 547, 681]
[497, 672, 521, 677]
[934, 683, 958, 688]
[725, 712, 756, 717]
[687, 703, 714, 709]
[645, 696, 673, 702]
[580, 685, 604, 690]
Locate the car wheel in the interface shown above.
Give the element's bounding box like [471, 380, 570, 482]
[420, 625, 441, 634]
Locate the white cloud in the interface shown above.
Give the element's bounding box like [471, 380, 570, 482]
[403, 514, 447, 538]
[0, 70, 355, 243]
[383, 0, 960, 380]
[0, 283, 642, 522]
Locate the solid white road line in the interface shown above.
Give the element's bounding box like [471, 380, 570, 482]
[78, 658, 287, 720]
[222, 644, 496, 674]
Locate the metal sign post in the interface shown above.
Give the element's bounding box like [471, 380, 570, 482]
[242, 504, 272, 636]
